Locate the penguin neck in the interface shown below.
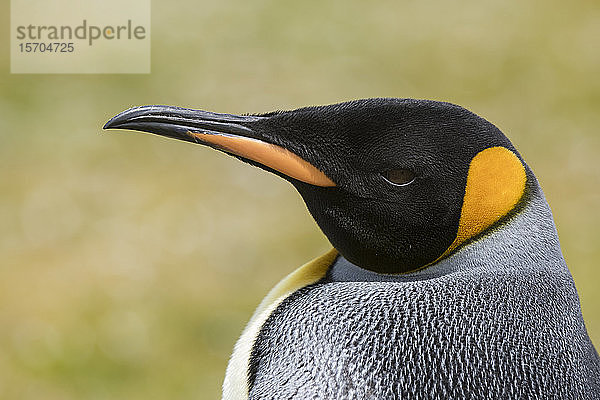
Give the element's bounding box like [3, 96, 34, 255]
[327, 181, 567, 283]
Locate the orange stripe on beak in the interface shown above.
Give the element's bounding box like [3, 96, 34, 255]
[189, 132, 336, 187]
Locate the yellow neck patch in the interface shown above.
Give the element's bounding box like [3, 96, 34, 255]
[438, 146, 526, 259]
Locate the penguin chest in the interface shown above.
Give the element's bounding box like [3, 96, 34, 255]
[246, 274, 598, 400]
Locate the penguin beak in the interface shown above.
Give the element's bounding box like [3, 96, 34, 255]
[103, 105, 335, 187]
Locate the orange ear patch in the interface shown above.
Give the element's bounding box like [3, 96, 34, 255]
[189, 132, 336, 187]
[439, 146, 526, 259]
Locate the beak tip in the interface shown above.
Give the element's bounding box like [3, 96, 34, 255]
[103, 107, 140, 131]
[103, 112, 124, 131]
[103, 119, 123, 130]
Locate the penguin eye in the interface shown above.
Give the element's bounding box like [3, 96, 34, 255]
[383, 169, 416, 186]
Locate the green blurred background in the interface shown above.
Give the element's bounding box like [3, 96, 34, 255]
[1, 0, 599, 398]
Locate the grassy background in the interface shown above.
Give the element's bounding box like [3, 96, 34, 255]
[1, 0, 599, 398]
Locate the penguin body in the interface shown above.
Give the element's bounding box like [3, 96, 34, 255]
[104, 98, 600, 399]
[243, 190, 599, 399]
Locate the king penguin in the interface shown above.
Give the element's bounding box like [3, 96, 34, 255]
[104, 98, 600, 399]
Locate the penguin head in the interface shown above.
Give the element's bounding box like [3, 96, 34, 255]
[104, 98, 528, 274]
